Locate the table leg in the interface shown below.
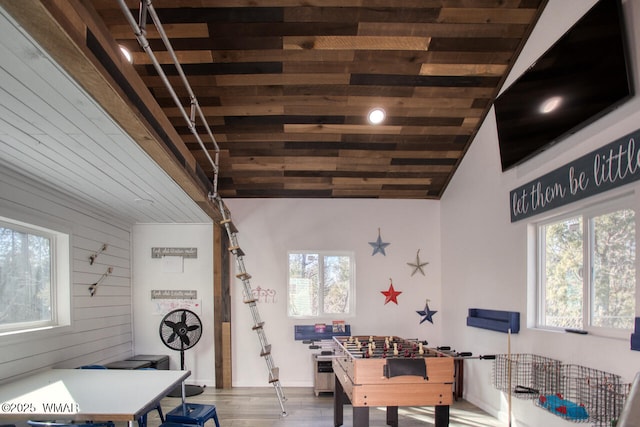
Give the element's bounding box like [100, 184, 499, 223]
[454, 359, 464, 400]
[435, 405, 450, 427]
[333, 375, 344, 427]
[386, 406, 398, 427]
[353, 406, 369, 427]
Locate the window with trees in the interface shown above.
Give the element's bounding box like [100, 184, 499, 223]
[537, 199, 636, 333]
[0, 217, 69, 334]
[288, 251, 355, 318]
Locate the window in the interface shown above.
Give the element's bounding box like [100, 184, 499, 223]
[537, 199, 636, 332]
[0, 217, 70, 334]
[288, 251, 355, 317]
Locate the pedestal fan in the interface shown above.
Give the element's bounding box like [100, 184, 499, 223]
[159, 308, 204, 397]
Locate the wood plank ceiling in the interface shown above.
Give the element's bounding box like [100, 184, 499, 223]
[91, 0, 547, 199]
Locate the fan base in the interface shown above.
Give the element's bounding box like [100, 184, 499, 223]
[167, 384, 205, 397]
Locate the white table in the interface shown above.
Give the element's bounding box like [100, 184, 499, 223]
[0, 369, 190, 426]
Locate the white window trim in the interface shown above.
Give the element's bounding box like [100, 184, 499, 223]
[287, 250, 356, 319]
[532, 191, 636, 339]
[0, 215, 71, 340]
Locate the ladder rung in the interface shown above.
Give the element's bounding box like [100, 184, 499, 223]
[219, 218, 238, 233]
[228, 246, 245, 256]
[260, 344, 271, 357]
[269, 367, 279, 383]
[236, 272, 251, 280]
[252, 322, 265, 330]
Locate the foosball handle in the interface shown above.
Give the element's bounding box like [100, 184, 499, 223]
[437, 346, 451, 351]
[480, 355, 496, 360]
[457, 352, 473, 357]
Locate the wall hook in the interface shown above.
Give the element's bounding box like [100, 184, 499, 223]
[89, 244, 108, 265]
[89, 267, 113, 297]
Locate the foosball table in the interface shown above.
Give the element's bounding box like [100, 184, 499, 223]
[332, 335, 454, 427]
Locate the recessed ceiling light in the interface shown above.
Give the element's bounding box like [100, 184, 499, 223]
[119, 45, 133, 64]
[540, 96, 563, 114]
[368, 108, 386, 125]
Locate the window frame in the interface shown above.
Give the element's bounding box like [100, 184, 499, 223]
[535, 194, 636, 338]
[0, 215, 71, 337]
[287, 250, 356, 319]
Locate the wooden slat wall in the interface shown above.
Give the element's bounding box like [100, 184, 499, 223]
[0, 168, 133, 383]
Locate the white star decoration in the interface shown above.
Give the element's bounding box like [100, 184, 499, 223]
[407, 249, 429, 276]
[369, 228, 390, 256]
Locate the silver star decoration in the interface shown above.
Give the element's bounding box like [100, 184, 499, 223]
[407, 249, 428, 276]
[369, 228, 390, 256]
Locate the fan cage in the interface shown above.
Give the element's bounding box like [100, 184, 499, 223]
[159, 309, 203, 351]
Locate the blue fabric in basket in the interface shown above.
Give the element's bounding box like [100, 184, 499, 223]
[538, 394, 589, 421]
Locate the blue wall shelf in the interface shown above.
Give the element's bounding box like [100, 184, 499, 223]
[466, 308, 520, 334]
[631, 317, 640, 351]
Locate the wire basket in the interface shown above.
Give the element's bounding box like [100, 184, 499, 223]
[493, 353, 562, 399]
[534, 364, 630, 426]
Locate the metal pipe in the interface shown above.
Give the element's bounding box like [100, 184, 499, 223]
[115, 0, 220, 198]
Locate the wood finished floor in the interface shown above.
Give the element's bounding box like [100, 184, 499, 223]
[144, 387, 502, 427]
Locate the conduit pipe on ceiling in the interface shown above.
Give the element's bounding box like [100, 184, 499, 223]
[115, 0, 221, 199]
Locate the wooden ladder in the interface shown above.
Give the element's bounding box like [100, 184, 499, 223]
[215, 197, 287, 416]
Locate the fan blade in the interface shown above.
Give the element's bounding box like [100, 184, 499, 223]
[187, 325, 200, 332]
[182, 334, 191, 346]
[167, 332, 177, 343]
[164, 320, 177, 329]
[180, 311, 187, 323]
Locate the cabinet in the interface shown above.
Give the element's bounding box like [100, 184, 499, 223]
[313, 354, 335, 396]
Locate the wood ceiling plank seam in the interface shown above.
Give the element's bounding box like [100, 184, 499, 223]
[419, 63, 508, 76]
[214, 73, 351, 86]
[283, 6, 441, 23]
[107, 22, 210, 39]
[283, 35, 430, 51]
[346, 95, 474, 108]
[357, 22, 530, 38]
[437, 7, 539, 25]
[130, 50, 214, 65]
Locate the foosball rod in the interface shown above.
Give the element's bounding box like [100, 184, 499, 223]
[436, 346, 496, 360]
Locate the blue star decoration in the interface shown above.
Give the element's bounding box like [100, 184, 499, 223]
[369, 228, 390, 256]
[417, 300, 437, 324]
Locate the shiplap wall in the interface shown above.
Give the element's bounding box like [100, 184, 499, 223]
[0, 167, 133, 383]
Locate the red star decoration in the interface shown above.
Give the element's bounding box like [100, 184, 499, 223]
[381, 282, 402, 305]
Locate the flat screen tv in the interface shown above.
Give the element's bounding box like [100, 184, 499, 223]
[494, 0, 634, 171]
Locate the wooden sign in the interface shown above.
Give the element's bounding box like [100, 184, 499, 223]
[510, 128, 640, 222]
[151, 247, 197, 258]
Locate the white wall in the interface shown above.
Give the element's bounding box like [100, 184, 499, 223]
[132, 224, 215, 386]
[0, 168, 133, 383]
[225, 198, 441, 387]
[441, 0, 640, 426]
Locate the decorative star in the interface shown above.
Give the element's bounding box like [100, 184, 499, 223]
[416, 300, 437, 324]
[407, 249, 429, 276]
[369, 228, 390, 256]
[381, 279, 402, 305]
